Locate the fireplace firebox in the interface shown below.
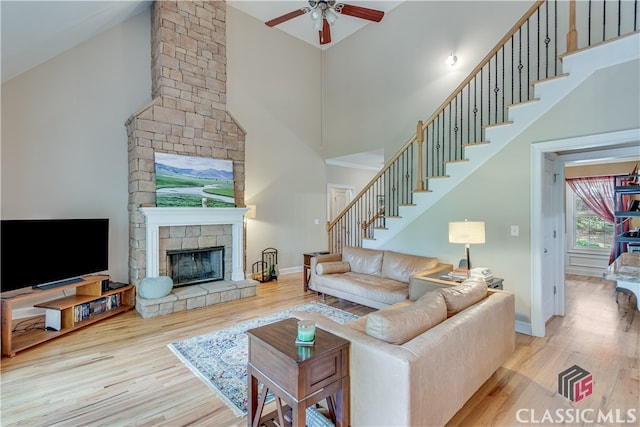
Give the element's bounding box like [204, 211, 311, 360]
[167, 246, 224, 288]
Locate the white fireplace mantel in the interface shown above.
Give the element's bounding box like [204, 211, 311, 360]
[139, 207, 248, 281]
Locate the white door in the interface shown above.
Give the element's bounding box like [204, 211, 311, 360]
[542, 155, 561, 322]
[329, 187, 352, 221]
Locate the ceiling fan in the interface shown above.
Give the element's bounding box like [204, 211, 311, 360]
[265, 0, 385, 45]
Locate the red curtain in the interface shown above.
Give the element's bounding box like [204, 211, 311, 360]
[566, 176, 625, 263]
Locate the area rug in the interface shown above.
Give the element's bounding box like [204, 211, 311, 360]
[167, 301, 358, 417]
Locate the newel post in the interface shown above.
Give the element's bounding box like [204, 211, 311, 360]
[415, 120, 425, 191]
[566, 0, 578, 53]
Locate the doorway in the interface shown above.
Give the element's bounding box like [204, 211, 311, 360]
[531, 128, 640, 337]
[327, 185, 354, 221]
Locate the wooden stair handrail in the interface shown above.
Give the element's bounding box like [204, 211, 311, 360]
[328, 0, 634, 252]
[361, 207, 385, 231]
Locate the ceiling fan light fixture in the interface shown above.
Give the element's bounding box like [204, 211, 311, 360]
[310, 8, 322, 20]
[265, 0, 384, 46]
[325, 8, 338, 24]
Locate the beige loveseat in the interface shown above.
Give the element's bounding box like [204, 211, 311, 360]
[309, 246, 453, 309]
[296, 278, 515, 426]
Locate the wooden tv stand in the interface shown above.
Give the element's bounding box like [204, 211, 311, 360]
[1, 275, 135, 357]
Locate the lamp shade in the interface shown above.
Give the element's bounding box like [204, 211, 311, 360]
[449, 221, 485, 244]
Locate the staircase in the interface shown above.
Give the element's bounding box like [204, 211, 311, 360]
[327, 0, 640, 253]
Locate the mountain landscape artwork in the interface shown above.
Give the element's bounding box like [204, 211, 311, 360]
[154, 153, 235, 208]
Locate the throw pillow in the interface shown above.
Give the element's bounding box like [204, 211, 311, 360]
[138, 276, 173, 299]
[365, 292, 447, 344]
[438, 277, 488, 317]
[316, 261, 350, 275]
[342, 246, 383, 276]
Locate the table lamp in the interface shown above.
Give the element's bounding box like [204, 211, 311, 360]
[449, 220, 485, 275]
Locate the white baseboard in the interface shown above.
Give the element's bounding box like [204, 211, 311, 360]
[279, 266, 303, 275]
[515, 320, 532, 336]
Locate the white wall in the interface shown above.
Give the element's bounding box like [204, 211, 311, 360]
[1, 10, 151, 285]
[321, 1, 533, 161]
[227, 7, 328, 272]
[384, 59, 640, 326]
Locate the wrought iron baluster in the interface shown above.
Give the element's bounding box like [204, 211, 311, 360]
[473, 75, 478, 143]
[554, 0, 558, 76]
[537, 7, 541, 81]
[527, 19, 530, 100]
[545, 1, 550, 79]
[603, 0, 607, 43]
[518, 28, 523, 103]
[501, 48, 505, 123]
[494, 52, 499, 124]
[587, 0, 591, 46]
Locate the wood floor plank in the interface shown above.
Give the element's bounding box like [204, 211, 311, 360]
[1, 273, 637, 426]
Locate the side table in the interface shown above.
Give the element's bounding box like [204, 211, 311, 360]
[247, 318, 349, 427]
[303, 251, 329, 291]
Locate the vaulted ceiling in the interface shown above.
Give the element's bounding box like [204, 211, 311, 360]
[1, 1, 403, 84]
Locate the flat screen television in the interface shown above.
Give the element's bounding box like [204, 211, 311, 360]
[1, 218, 109, 293]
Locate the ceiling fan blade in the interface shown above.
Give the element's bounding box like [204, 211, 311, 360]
[265, 8, 307, 27]
[336, 4, 384, 22]
[319, 18, 332, 45]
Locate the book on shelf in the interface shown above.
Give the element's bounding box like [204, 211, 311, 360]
[447, 267, 494, 281]
[91, 298, 107, 315]
[448, 267, 468, 280]
[75, 303, 91, 322]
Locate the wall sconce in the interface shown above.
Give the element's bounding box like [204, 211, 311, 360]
[449, 220, 485, 274]
[445, 52, 457, 66]
[245, 204, 257, 220]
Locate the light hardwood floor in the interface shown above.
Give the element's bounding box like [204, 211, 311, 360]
[0, 274, 638, 426]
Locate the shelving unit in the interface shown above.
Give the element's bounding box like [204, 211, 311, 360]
[1, 275, 135, 357]
[613, 174, 640, 259]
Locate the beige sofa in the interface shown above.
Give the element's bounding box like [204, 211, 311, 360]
[295, 278, 515, 427]
[309, 246, 453, 309]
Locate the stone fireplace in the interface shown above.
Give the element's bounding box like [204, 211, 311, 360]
[125, 1, 255, 317]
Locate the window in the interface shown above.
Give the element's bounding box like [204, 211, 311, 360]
[567, 185, 614, 250]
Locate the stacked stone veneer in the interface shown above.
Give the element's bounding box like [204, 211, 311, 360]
[158, 224, 232, 279]
[125, 1, 254, 316]
[136, 279, 256, 319]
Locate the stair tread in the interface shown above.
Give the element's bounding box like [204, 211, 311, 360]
[483, 121, 513, 129]
[444, 159, 469, 164]
[463, 141, 490, 147]
[506, 98, 540, 109]
[531, 73, 569, 86]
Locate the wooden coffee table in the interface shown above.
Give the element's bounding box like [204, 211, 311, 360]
[246, 318, 350, 427]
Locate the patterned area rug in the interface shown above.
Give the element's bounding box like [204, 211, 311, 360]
[168, 301, 358, 417]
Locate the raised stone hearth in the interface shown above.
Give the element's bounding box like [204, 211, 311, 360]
[136, 279, 256, 319]
[135, 206, 256, 317]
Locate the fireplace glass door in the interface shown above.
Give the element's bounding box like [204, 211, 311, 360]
[167, 246, 224, 287]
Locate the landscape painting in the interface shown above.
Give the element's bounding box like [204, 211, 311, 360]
[154, 153, 235, 208]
